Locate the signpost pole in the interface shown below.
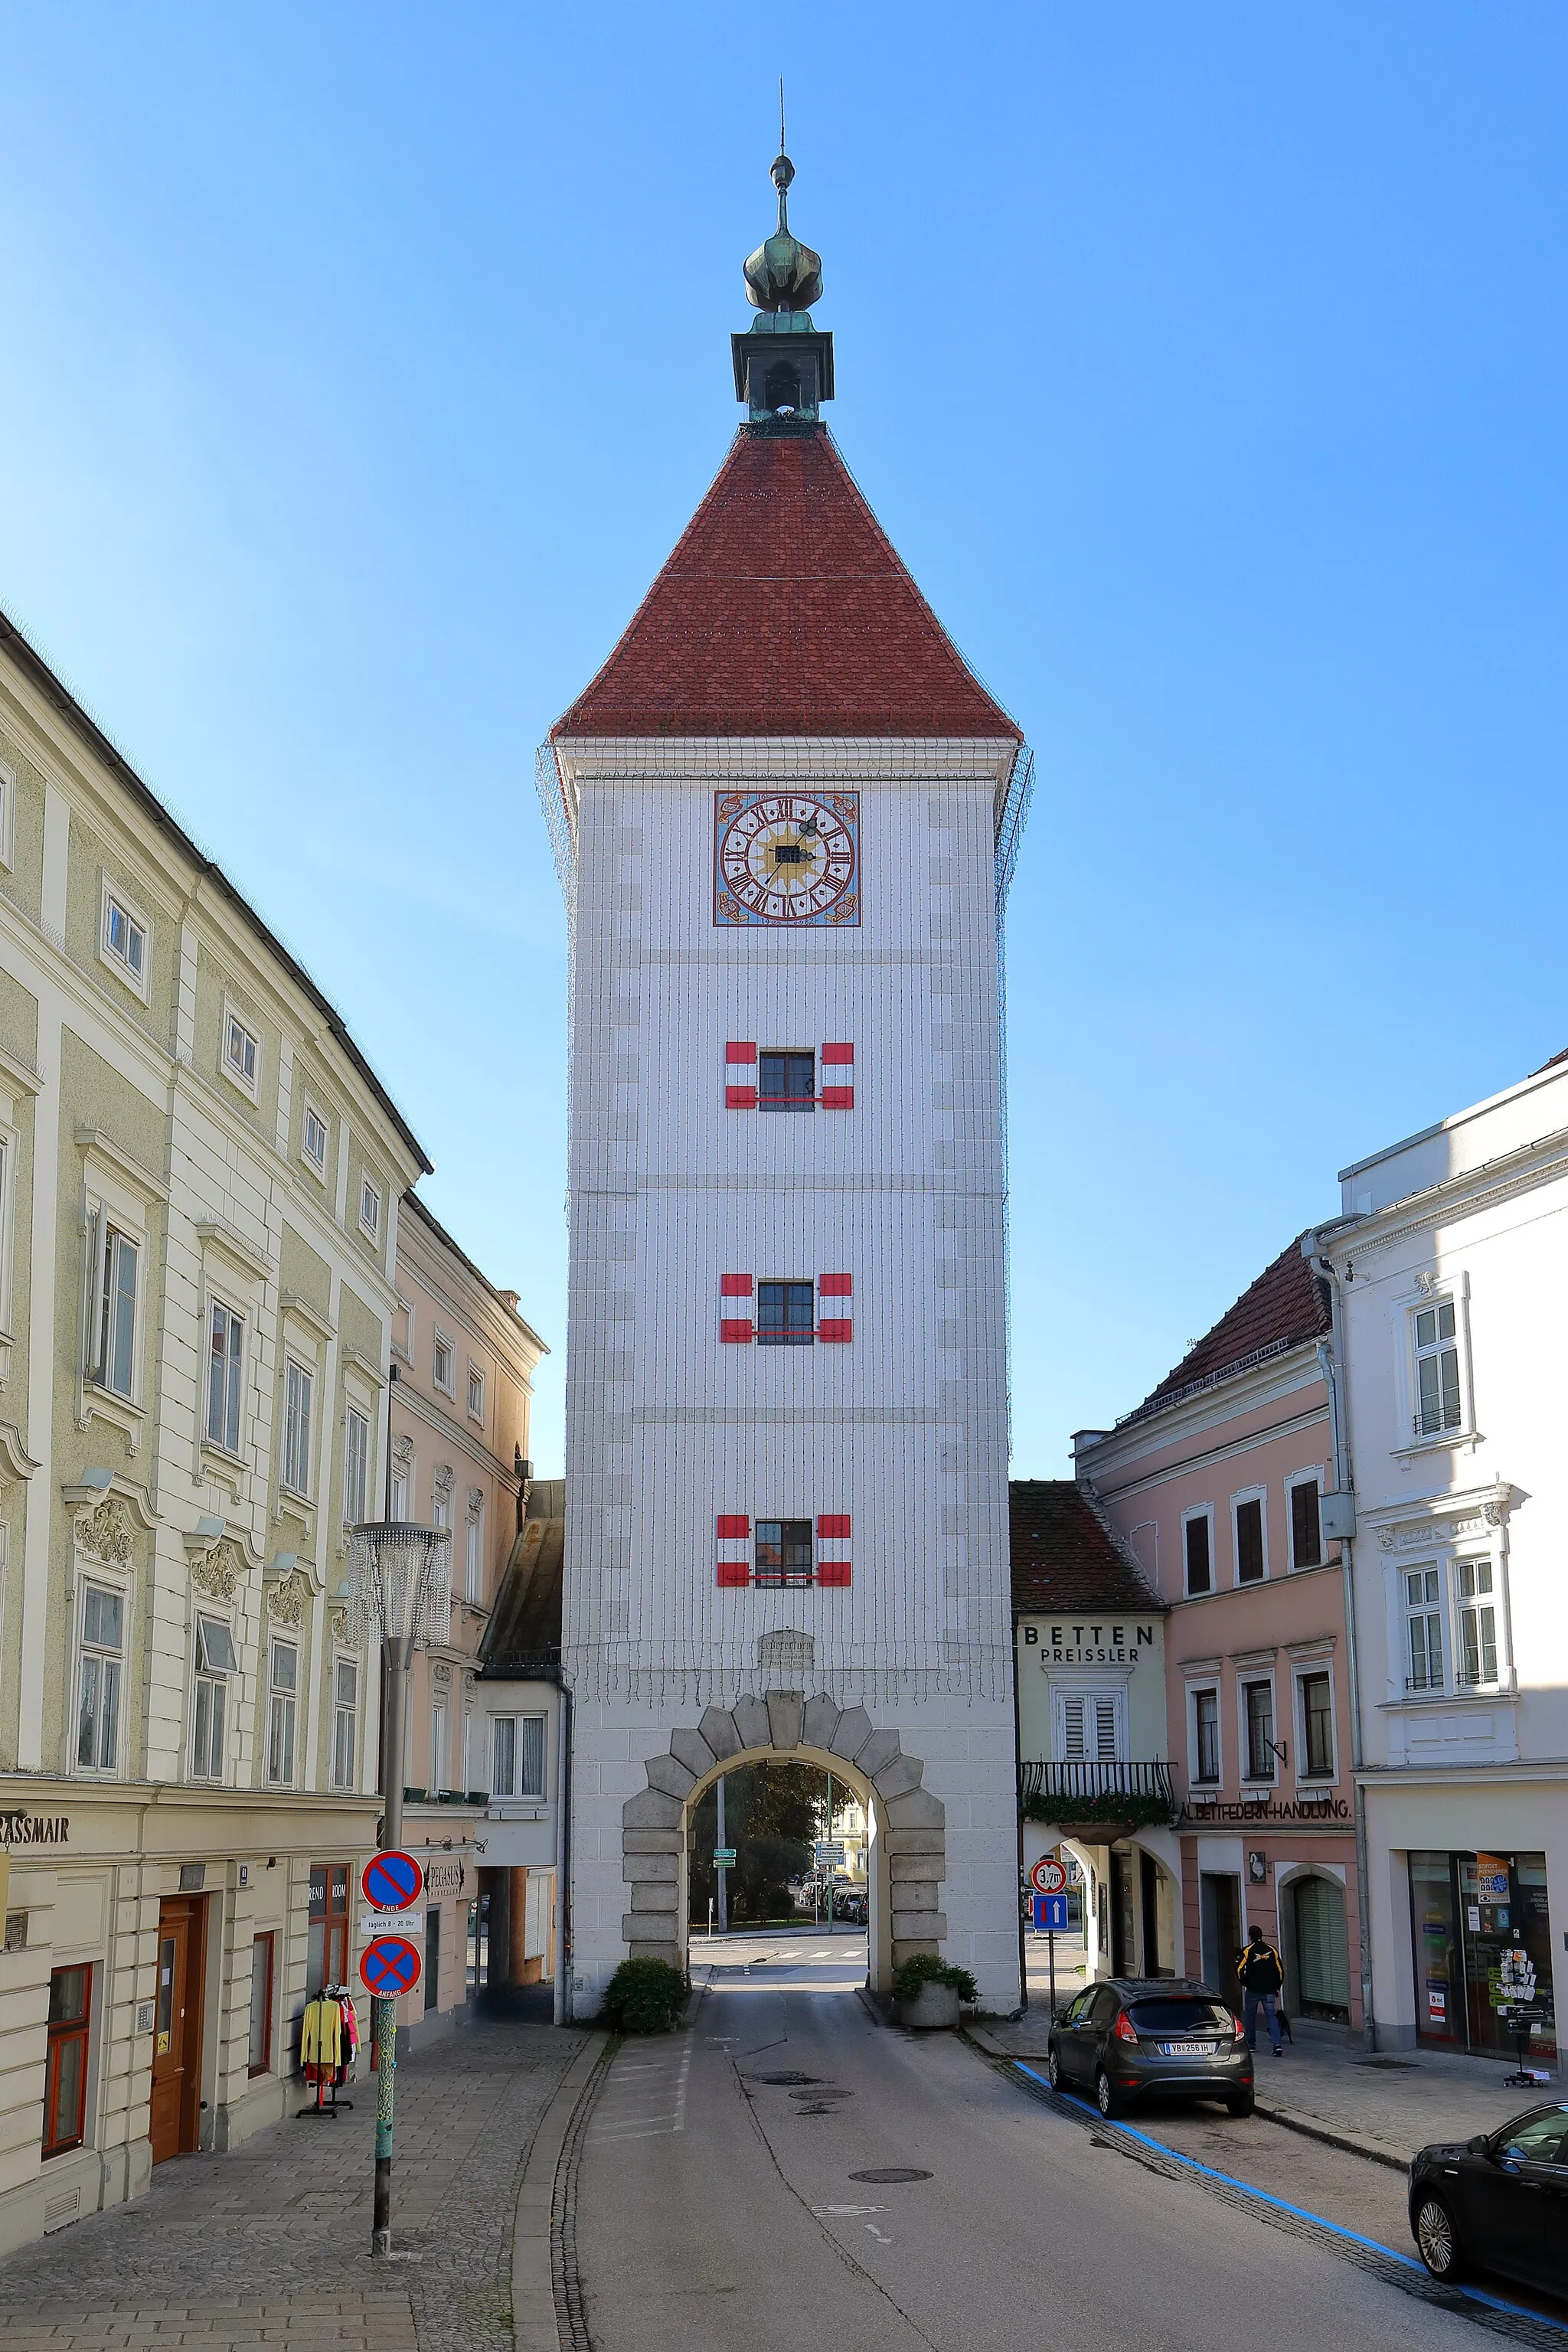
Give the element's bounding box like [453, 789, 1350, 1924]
[373, 1635, 412, 2257]
[1048, 1930, 1056, 2022]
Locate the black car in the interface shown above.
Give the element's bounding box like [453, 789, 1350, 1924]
[1047, 1977, 1254, 2118]
[1409, 2103, 1568, 2296]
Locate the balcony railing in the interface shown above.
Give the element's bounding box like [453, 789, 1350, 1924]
[1018, 1759, 1175, 1827]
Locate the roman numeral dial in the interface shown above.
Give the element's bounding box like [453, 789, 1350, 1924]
[713, 792, 860, 926]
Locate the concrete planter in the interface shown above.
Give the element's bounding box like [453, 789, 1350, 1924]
[898, 1981, 962, 2030]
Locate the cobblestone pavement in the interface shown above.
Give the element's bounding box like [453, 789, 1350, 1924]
[0, 2018, 586, 2352]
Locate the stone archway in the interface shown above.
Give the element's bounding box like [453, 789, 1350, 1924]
[620, 1691, 946, 1994]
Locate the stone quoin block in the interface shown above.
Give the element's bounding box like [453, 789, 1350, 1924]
[801, 1694, 842, 1750]
[697, 1707, 743, 1762]
[884, 1788, 946, 1831]
[629, 1880, 679, 1912]
[889, 1910, 948, 1941]
[622, 1828, 684, 1856]
[854, 1728, 902, 1780]
[826, 1705, 874, 1762]
[622, 1787, 683, 1831]
[730, 1695, 772, 1752]
[871, 1753, 925, 1800]
[888, 1853, 945, 1885]
[882, 1826, 945, 1855]
[765, 1694, 804, 1752]
[626, 1929, 681, 1958]
[642, 1752, 697, 1801]
[622, 1851, 679, 1883]
[668, 1727, 718, 1779]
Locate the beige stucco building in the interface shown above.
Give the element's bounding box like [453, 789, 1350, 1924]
[0, 606, 541, 2252]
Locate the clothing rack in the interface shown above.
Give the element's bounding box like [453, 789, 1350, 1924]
[296, 1984, 358, 2118]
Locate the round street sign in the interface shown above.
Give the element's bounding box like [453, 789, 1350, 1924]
[363, 1850, 424, 1913]
[360, 1936, 423, 1998]
[1030, 1856, 1067, 1897]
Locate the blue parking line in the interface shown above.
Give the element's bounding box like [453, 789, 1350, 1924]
[1011, 2063, 1568, 2336]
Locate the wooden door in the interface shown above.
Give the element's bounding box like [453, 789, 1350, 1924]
[149, 1898, 207, 2163]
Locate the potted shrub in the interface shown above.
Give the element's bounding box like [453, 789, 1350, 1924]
[601, 1956, 688, 2034]
[892, 1952, 978, 2030]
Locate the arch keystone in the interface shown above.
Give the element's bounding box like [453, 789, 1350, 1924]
[766, 1693, 804, 1751]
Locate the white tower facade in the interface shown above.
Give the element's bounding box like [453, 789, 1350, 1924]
[539, 172, 1032, 2014]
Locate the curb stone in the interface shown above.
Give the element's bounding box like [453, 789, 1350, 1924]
[511, 2031, 609, 2352]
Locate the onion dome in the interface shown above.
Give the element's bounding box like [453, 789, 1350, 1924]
[743, 150, 823, 313]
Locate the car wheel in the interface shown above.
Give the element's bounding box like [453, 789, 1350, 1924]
[1046, 2043, 1062, 2092]
[1414, 2194, 1465, 2281]
[1096, 2069, 1120, 2119]
[1226, 2090, 1255, 2118]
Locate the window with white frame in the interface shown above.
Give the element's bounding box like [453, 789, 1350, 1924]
[1405, 1567, 1444, 1692]
[282, 1359, 313, 1497]
[1182, 1508, 1213, 1596]
[1242, 1677, 1277, 1782]
[1233, 1491, 1266, 1585]
[358, 1178, 381, 1242]
[1298, 1670, 1335, 1779]
[1288, 1475, 1323, 1570]
[1413, 1298, 1462, 1439]
[1191, 1687, 1221, 1784]
[75, 1583, 123, 1772]
[432, 1472, 452, 1533]
[430, 1702, 446, 1794]
[492, 1713, 547, 1798]
[302, 1100, 328, 1178]
[1054, 1685, 1125, 1763]
[1456, 1559, 1500, 1688]
[433, 1333, 454, 1395]
[390, 1444, 410, 1521]
[344, 1404, 370, 1528]
[267, 1640, 298, 1785]
[465, 1494, 483, 1602]
[191, 1614, 237, 1779]
[206, 1299, 245, 1453]
[100, 884, 149, 995]
[89, 1214, 140, 1400]
[467, 1365, 485, 1423]
[223, 1008, 260, 1097]
[332, 1658, 358, 1788]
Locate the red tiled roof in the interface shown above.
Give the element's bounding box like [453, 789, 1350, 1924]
[1532, 1047, 1568, 1074]
[1010, 1481, 1164, 1615]
[1131, 1236, 1331, 1420]
[552, 427, 1021, 741]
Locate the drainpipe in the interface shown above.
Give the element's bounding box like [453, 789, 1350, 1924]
[1310, 1248, 1377, 2052]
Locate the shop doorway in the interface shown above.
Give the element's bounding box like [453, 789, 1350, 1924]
[150, 1896, 207, 2164]
[1288, 1873, 1351, 2022]
[1200, 1872, 1242, 2011]
[1110, 1851, 1136, 1975]
[1410, 1851, 1557, 2060]
[1139, 1850, 1164, 1975]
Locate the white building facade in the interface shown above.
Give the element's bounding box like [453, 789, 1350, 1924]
[538, 163, 1031, 2011]
[1310, 1051, 1568, 2063]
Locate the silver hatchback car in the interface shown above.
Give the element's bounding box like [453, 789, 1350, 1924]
[1047, 1977, 1254, 2118]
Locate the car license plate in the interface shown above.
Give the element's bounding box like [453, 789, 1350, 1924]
[1161, 2041, 1212, 2057]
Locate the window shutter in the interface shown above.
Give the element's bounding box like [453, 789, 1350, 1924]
[719, 1271, 754, 1342]
[820, 1042, 854, 1063]
[818, 1272, 852, 1296]
[815, 1512, 851, 1586]
[820, 1040, 854, 1111]
[720, 1274, 754, 1295]
[817, 1319, 853, 1344]
[724, 1041, 757, 1110]
[1094, 1699, 1119, 1762]
[1062, 1697, 1086, 1760]
[716, 1514, 751, 1586]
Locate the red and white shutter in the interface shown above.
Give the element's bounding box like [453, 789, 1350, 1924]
[820, 1040, 854, 1109]
[817, 1272, 852, 1343]
[720, 1273, 754, 1343]
[724, 1040, 757, 1109]
[815, 1514, 851, 1586]
[717, 1514, 751, 1587]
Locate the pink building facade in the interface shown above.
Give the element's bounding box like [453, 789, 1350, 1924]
[1074, 1240, 1364, 2028]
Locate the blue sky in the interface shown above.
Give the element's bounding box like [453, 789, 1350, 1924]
[4, 5, 1566, 1474]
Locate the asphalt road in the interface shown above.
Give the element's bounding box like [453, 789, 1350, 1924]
[571, 1933, 1559, 2352]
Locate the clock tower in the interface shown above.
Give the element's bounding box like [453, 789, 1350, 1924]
[538, 142, 1033, 2014]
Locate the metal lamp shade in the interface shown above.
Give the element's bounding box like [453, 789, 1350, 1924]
[347, 1522, 452, 1648]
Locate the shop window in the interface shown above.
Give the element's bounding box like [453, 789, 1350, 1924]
[307, 1864, 351, 1994]
[248, 1934, 275, 2076]
[1410, 1850, 1556, 2060]
[43, 1966, 92, 2159]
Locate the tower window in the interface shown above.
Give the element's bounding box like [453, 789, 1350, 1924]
[755, 1520, 814, 1587]
[757, 1281, 815, 1345]
[763, 359, 800, 414]
[759, 1050, 815, 1111]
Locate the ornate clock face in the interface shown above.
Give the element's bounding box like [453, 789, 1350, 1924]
[713, 792, 860, 927]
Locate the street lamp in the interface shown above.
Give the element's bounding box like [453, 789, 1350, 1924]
[348, 1517, 452, 2257]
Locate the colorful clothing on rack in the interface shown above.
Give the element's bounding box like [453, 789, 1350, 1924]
[301, 1994, 343, 2075]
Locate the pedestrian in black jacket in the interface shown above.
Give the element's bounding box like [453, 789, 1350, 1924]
[1236, 1926, 1285, 2056]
